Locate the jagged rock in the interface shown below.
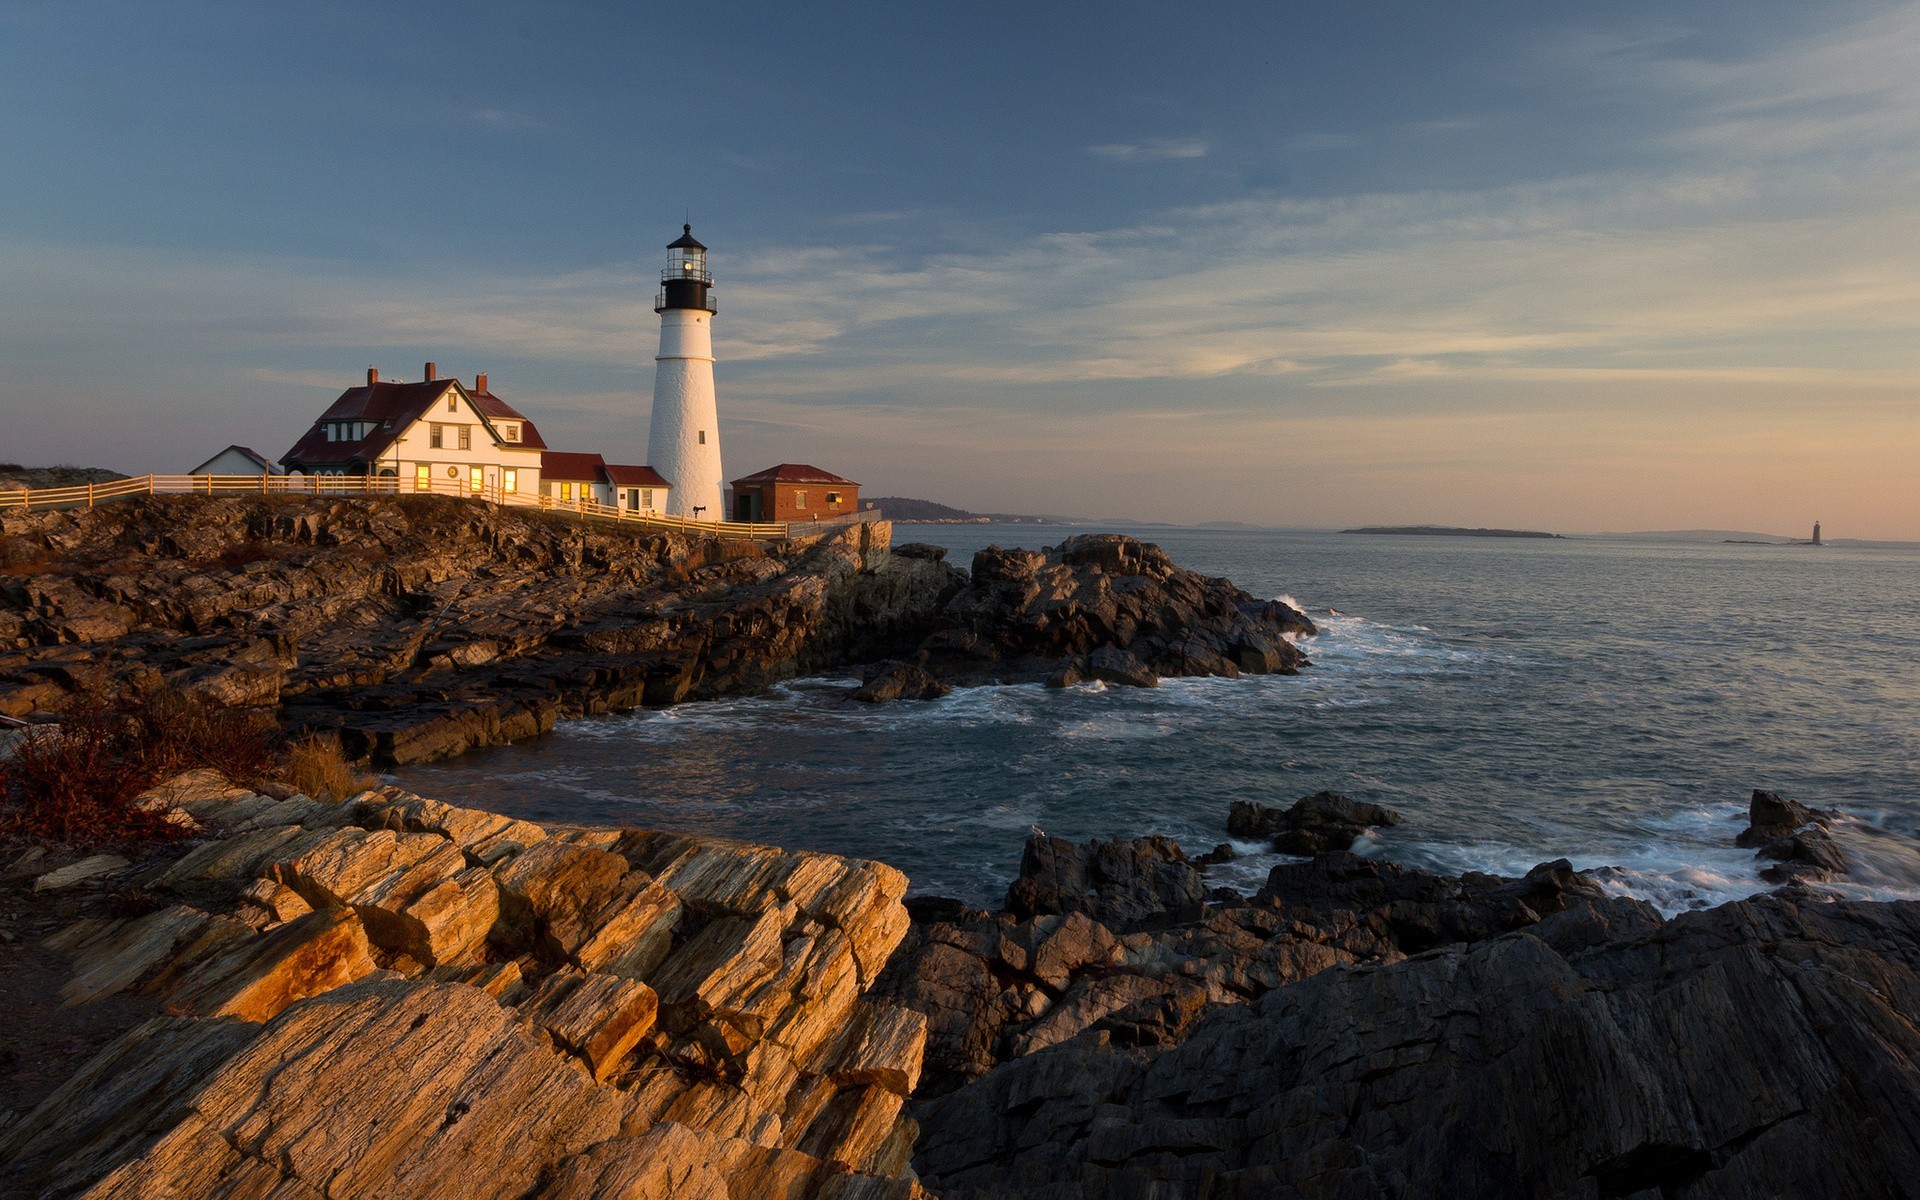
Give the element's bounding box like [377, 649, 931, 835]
[1086, 646, 1159, 688]
[904, 533, 1314, 689]
[912, 894, 1920, 1199]
[0, 497, 965, 765]
[1005, 833, 1206, 932]
[163, 906, 379, 1021]
[874, 941, 1007, 1092]
[4, 780, 928, 1197]
[1229, 790, 1403, 853]
[32, 853, 131, 891]
[852, 659, 953, 703]
[520, 968, 660, 1081]
[1025, 911, 1118, 989]
[1737, 789, 1847, 884]
[1006, 973, 1173, 1058]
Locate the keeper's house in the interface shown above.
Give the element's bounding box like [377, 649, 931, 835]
[730, 463, 859, 522]
[540, 452, 671, 513]
[280, 363, 546, 496]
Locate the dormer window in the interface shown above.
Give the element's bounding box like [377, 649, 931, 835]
[502, 424, 520, 442]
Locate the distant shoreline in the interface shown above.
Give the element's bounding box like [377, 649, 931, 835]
[1344, 525, 1562, 539]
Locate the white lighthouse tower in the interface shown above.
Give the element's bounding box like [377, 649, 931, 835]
[647, 225, 724, 518]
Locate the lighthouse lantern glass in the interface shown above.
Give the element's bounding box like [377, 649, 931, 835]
[673, 247, 706, 278]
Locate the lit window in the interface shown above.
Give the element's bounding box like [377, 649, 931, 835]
[561, 482, 573, 501]
[503, 424, 519, 442]
[414, 463, 430, 492]
[504, 468, 517, 493]
[794, 490, 807, 508]
[447, 394, 456, 412]
[430, 424, 444, 449]
[826, 491, 842, 505]
[470, 466, 483, 493]
[458, 426, 471, 450]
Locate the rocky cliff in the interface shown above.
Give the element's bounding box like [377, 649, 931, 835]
[873, 819, 1920, 1199]
[0, 495, 964, 764]
[855, 535, 1314, 700]
[2, 500, 1317, 762]
[1, 771, 930, 1198]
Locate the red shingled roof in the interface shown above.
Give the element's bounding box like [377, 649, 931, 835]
[280, 377, 548, 469]
[470, 388, 548, 449]
[730, 463, 858, 487]
[604, 464, 670, 488]
[540, 451, 607, 481]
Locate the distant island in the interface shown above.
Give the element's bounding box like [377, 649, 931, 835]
[1345, 525, 1563, 539]
[868, 496, 1052, 524]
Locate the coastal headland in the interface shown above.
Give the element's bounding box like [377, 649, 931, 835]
[1343, 525, 1563, 539]
[4, 497, 1919, 1197]
[0, 495, 1309, 760]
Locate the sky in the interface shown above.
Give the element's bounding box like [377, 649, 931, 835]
[1, 1, 1916, 537]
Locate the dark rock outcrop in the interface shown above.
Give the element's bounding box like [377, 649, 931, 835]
[1229, 790, 1404, 854]
[1737, 789, 1846, 883]
[852, 660, 953, 703]
[0, 496, 965, 764]
[883, 534, 1314, 693]
[876, 831, 1650, 1101]
[1004, 834, 1206, 931]
[912, 893, 1920, 1199]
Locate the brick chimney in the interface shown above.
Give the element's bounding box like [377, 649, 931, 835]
[367, 366, 379, 385]
[424, 361, 437, 382]
[475, 372, 488, 394]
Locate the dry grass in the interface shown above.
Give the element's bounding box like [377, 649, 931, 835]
[0, 687, 277, 846]
[281, 733, 379, 801]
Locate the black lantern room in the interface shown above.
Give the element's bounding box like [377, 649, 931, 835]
[657, 224, 716, 314]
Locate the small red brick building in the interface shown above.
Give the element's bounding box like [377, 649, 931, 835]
[730, 463, 859, 523]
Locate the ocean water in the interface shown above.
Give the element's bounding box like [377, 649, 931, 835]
[396, 528, 1920, 913]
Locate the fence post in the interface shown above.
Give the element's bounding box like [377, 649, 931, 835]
[86, 482, 94, 508]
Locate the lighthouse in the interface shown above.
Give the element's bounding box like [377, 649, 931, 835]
[647, 225, 724, 518]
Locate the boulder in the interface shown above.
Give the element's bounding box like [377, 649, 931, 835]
[1004, 834, 1205, 932]
[1229, 790, 1403, 854]
[1737, 789, 1847, 883]
[852, 659, 954, 703]
[1086, 646, 1159, 688]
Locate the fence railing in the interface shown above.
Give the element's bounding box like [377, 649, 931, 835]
[0, 473, 838, 542]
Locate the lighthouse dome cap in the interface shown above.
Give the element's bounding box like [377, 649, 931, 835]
[667, 224, 707, 251]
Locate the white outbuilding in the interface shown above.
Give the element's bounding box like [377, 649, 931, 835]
[189, 446, 280, 476]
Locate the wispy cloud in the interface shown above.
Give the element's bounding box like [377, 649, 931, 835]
[1086, 137, 1209, 161]
[10, 5, 1920, 533]
[464, 107, 546, 132]
[1286, 132, 1363, 150]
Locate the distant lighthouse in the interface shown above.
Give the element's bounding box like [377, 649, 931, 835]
[1812, 521, 1823, 546]
[647, 225, 723, 518]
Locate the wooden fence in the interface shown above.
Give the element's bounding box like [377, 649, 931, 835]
[0, 473, 882, 542]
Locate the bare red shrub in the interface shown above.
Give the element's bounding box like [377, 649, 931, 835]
[0, 686, 276, 847]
